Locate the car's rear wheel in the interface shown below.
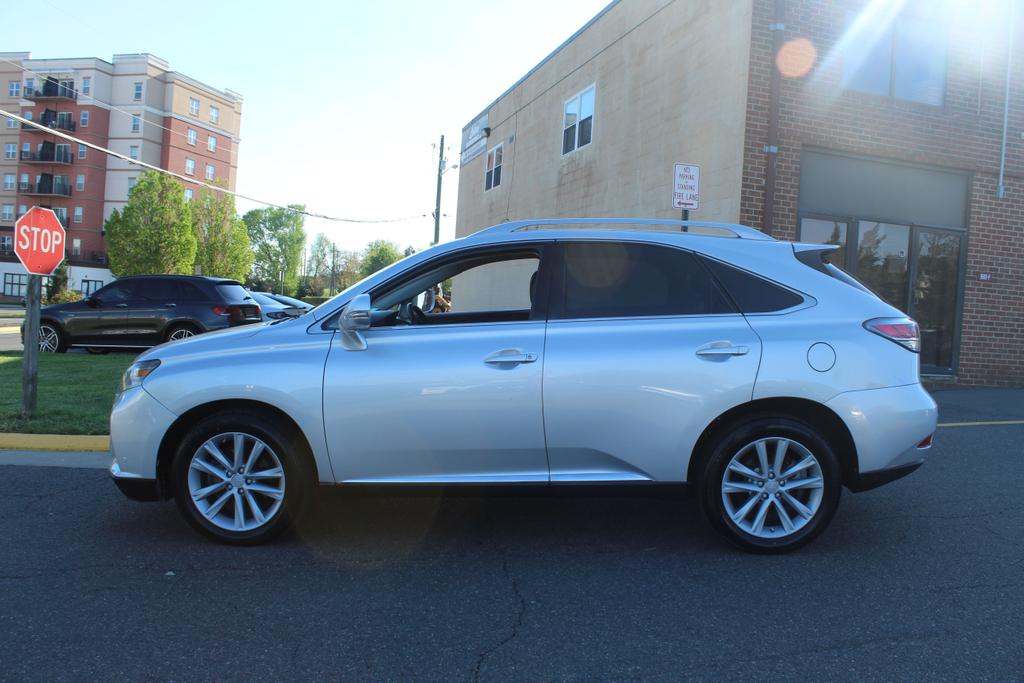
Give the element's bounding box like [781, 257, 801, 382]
[38, 323, 67, 353]
[171, 411, 313, 544]
[700, 417, 841, 553]
[165, 324, 198, 342]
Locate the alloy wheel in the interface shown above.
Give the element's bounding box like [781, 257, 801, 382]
[168, 328, 195, 341]
[38, 325, 60, 352]
[187, 432, 286, 532]
[720, 437, 824, 539]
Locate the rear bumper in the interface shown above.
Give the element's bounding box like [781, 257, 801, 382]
[826, 382, 937, 490]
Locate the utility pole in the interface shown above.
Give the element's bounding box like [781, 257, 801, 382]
[433, 134, 445, 246]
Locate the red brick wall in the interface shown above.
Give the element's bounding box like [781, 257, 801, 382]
[741, 0, 1024, 384]
[160, 117, 235, 191]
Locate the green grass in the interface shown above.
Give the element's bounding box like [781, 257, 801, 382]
[0, 351, 136, 434]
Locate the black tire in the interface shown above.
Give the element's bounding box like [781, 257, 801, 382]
[164, 323, 199, 343]
[171, 410, 314, 545]
[38, 322, 68, 353]
[699, 416, 841, 554]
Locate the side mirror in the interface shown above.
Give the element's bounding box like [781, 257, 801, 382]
[339, 294, 371, 351]
[86, 296, 99, 308]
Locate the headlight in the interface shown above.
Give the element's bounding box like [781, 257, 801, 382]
[120, 359, 161, 393]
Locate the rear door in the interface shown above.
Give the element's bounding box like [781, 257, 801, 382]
[541, 240, 762, 482]
[123, 278, 180, 344]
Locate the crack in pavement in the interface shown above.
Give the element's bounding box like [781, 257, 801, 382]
[472, 556, 526, 683]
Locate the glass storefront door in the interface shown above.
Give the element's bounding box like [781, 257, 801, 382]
[800, 216, 964, 374]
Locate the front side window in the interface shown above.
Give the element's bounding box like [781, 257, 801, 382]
[562, 85, 595, 155]
[484, 144, 502, 191]
[556, 242, 733, 319]
[841, 9, 946, 106]
[189, 98, 200, 116]
[95, 280, 136, 303]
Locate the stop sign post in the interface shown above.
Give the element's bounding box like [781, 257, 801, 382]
[15, 207, 66, 418]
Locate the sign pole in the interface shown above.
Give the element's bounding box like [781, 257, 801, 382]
[21, 274, 41, 418]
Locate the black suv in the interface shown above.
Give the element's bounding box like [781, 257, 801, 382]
[34, 275, 262, 352]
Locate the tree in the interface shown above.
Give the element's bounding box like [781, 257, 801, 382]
[105, 171, 195, 276]
[359, 239, 403, 279]
[191, 186, 253, 281]
[243, 205, 306, 295]
[305, 232, 332, 293]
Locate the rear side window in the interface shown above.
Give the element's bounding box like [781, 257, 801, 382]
[178, 281, 208, 301]
[557, 242, 734, 319]
[214, 283, 251, 303]
[134, 279, 177, 301]
[702, 258, 804, 313]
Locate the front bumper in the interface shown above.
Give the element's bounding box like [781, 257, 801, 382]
[826, 382, 937, 490]
[109, 385, 179, 497]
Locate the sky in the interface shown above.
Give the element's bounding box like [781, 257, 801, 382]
[4, 0, 612, 254]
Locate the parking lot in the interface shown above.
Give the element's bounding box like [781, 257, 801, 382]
[1, 387, 1022, 681]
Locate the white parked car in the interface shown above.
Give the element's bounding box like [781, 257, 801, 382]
[110, 219, 937, 552]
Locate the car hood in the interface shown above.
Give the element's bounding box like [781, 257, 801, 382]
[137, 322, 267, 361]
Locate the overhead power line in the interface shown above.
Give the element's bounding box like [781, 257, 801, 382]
[0, 108, 427, 225]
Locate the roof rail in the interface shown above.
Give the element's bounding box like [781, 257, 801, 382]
[469, 218, 775, 241]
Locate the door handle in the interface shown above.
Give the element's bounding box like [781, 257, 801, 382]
[115, 303, 128, 308]
[484, 350, 538, 366]
[696, 343, 749, 357]
[163, 303, 176, 308]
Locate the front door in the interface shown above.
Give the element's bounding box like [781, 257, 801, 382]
[321, 244, 553, 483]
[542, 241, 762, 482]
[64, 280, 135, 344]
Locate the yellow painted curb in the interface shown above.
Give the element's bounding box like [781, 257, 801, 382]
[0, 433, 110, 452]
[937, 420, 1024, 428]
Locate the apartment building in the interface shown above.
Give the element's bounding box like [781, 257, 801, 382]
[454, 0, 1023, 386]
[0, 53, 243, 300]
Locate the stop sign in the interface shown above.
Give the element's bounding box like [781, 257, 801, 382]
[15, 206, 66, 275]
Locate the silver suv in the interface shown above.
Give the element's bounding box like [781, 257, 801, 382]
[110, 219, 937, 552]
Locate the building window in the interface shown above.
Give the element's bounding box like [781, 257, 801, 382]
[129, 145, 139, 160]
[209, 105, 220, 124]
[78, 144, 87, 160]
[0, 235, 12, 254]
[189, 98, 200, 116]
[82, 77, 91, 96]
[3, 143, 14, 160]
[562, 85, 595, 155]
[128, 177, 137, 191]
[23, 111, 31, 121]
[131, 115, 141, 133]
[187, 128, 197, 146]
[19, 174, 28, 189]
[1, 205, 13, 222]
[3, 174, 13, 191]
[484, 144, 503, 191]
[18, 205, 27, 218]
[207, 135, 217, 152]
[133, 81, 143, 101]
[8, 82, 20, 98]
[185, 158, 195, 176]
[5, 117, 15, 129]
[205, 164, 215, 180]
[72, 238, 81, 255]
[73, 207, 83, 224]
[53, 207, 67, 226]
[76, 174, 85, 191]
[3, 273, 29, 297]
[80, 110, 89, 127]
[24, 78, 33, 96]
[82, 279, 103, 296]
[184, 188, 193, 202]
[841, 10, 946, 106]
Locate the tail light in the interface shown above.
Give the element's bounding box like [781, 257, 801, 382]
[864, 317, 920, 352]
[212, 306, 229, 316]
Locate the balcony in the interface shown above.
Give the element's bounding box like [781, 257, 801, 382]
[22, 119, 76, 134]
[18, 181, 73, 197]
[20, 150, 73, 165]
[25, 83, 78, 102]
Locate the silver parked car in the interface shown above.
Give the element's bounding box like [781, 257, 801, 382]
[110, 219, 937, 552]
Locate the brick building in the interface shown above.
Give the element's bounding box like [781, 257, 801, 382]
[0, 53, 242, 299]
[454, 0, 1023, 385]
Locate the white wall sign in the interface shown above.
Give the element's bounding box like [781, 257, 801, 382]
[672, 163, 700, 210]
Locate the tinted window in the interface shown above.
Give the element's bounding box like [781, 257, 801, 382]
[214, 283, 251, 303]
[134, 279, 177, 301]
[702, 258, 804, 313]
[178, 281, 208, 301]
[94, 280, 136, 303]
[559, 242, 733, 319]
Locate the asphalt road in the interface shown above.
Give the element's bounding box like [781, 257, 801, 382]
[1, 390, 1022, 681]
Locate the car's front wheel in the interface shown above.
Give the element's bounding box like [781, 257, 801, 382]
[171, 411, 313, 544]
[700, 417, 841, 553]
